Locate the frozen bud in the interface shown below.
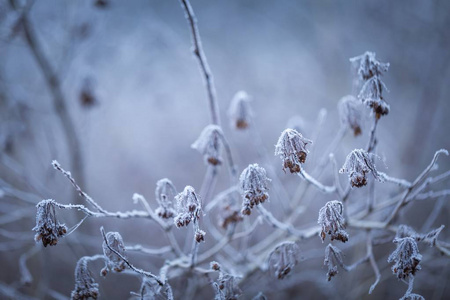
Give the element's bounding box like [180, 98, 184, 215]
[268, 242, 299, 280]
[358, 77, 390, 119]
[228, 91, 252, 130]
[387, 237, 422, 279]
[318, 200, 348, 243]
[350, 51, 389, 82]
[339, 149, 383, 188]
[174, 186, 202, 228]
[210, 261, 221, 271]
[215, 273, 242, 300]
[338, 95, 363, 136]
[101, 231, 126, 275]
[324, 244, 344, 281]
[239, 164, 271, 215]
[191, 125, 224, 166]
[154, 178, 177, 219]
[275, 129, 312, 173]
[195, 229, 206, 243]
[71, 257, 100, 300]
[33, 199, 67, 247]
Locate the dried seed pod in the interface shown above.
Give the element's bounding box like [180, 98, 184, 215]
[191, 125, 223, 166]
[338, 95, 363, 136]
[324, 244, 344, 281]
[239, 164, 270, 215]
[228, 91, 252, 130]
[275, 129, 312, 173]
[387, 237, 422, 279]
[339, 149, 383, 188]
[154, 178, 177, 219]
[71, 257, 100, 300]
[101, 231, 126, 275]
[174, 186, 202, 228]
[33, 199, 67, 247]
[267, 242, 299, 279]
[318, 200, 348, 243]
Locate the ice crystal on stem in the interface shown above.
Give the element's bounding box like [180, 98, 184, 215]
[275, 128, 312, 173]
[33, 199, 67, 247]
[338, 95, 363, 136]
[71, 257, 100, 300]
[239, 164, 271, 215]
[192, 125, 224, 166]
[228, 91, 252, 130]
[324, 244, 344, 281]
[318, 200, 348, 243]
[154, 178, 177, 219]
[267, 241, 299, 279]
[174, 186, 202, 228]
[101, 231, 127, 276]
[340, 149, 383, 188]
[387, 237, 422, 280]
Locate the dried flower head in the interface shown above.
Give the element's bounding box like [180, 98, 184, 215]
[267, 242, 299, 279]
[318, 200, 348, 243]
[338, 95, 363, 136]
[239, 164, 271, 215]
[101, 231, 126, 276]
[214, 272, 242, 300]
[228, 91, 252, 130]
[174, 186, 202, 227]
[339, 149, 383, 188]
[195, 229, 206, 243]
[191, 125, 223, 166]
[154, 178, 177, 219]
[324, 244, 344, 281]
[71, 257, 100, 300]
[396, 224, 444, 247]
[358, 77, 390, 118]
[210, 261, 221, 271]
[350, 51, 389, 82]
[275, 129, 312, 173]
[387, 237, 422, 279]
[33, 199, 67, 247]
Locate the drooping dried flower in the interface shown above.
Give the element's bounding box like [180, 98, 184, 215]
[33, 199, 67, 247]
[267, 241, 299, 279]
[101, 231, 126, 276]
[339, 149, 383, 188]
[191, 125, 223, 166]
[214, 272, 242, 300]
[154, 178, 177, 219]
[275, 129, 312, 173]
[387, 237, 422, 280]
[228, 91, 252, 130]
[239, 164, 270, 215]
[71, 257, 100, 300]
[338, 95, 363, 136]
[174, 186, 202, 228]
[324, 244, 344, 281]
[396, 224, 445, 247]
[318, 200, 348, 243]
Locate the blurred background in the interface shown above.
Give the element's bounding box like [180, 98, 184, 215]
[0, 0, 449, 299]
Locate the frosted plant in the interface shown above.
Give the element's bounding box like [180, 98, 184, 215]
[350, 51, 389, 82]
[219, 192, 243, 229]
[318, 200, 348, 243]
[191, 125, 224, 166]
[174, 186, 202, 228]
[154, 178, 177, 219]
[324, 244, 344, 281]
[213, 272, 242, 300]
[396, 224, 445, 247]
[33, 199, 67, 247]
[400, 293, 425, 300]
[274, 128, 312, 173]
[388, 237, 422, 279]
[340, 149, 383, 187]
[71, 257, 100, 300]
[101, 231, 126, 276]
[239, 163, 271, 215]
[267, 241, 299, 279]
[338, 95, 363, 136]
[228, 91, 252, 130]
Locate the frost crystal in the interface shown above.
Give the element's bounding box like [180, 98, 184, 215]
[239, 164, 271, 215]
[174, 186, 202, 227]
[318, 200, 348, 243]
[33, 199, 67, 247]
[274, 128, 312, 173]
[71, 257, 99, 300]
[101, 231, 126, 275]
[324, 244, 344, 281]
[214, 273, 242, 300]
[387, 237, 422, 279]
[267, 241, 299, 279]
[191, 125, 224, 166]
[396, 224, 444, 247]
[338, 95, 363, 136]
[340, 149, 383, 188]
[154, 178, 177, 219]
[228, 91, 252, 130]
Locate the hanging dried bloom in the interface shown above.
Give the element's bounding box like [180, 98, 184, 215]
[154, 178, 177, 219]
[214, 273, 242, 300]
[339, 149, 383, 188]
[396, 224, 444, 247]
[33, 199, 67, 247]
[324, 244, 344, 281]
[358, 77, 390, 118]
[275, 129, 312, 173]
[350, 51, 389, 82]
[228, 91, 252, 130]
[387, 237, 422, 279]
[267, 242, 299, 279]
[191, 125, 223, 166]
[318, 200, 348, 243]
[338, 95, 363, 136]
[174, 186, 202, 228]
[71, 257, 100, 300]
[101, 231, 126, 276]
[239, 164, 271, 215]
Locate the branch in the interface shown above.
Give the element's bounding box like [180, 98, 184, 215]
[298, 169, 336, 194]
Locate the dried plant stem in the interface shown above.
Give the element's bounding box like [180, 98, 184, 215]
[125, 245, 172, 256]
[366, 233, 381, 294]
[298, 169, 336, 194]
[366, 117, 379, 153]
